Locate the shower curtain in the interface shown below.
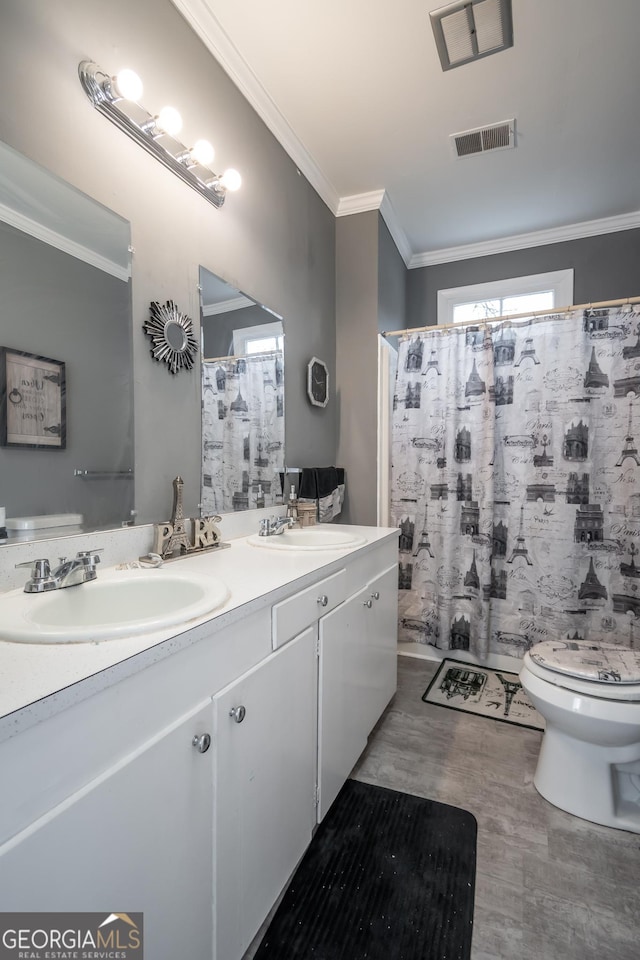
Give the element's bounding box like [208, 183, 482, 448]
[391, 306, 640, 662]
[202, 352, 284, 513]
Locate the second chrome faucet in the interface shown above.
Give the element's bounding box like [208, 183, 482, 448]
[258, 517, 295, 538]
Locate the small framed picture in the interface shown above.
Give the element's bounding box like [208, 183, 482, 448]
[0, 347, 66, 448]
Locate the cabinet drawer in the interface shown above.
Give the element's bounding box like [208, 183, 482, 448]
[272, 569, 347, 649]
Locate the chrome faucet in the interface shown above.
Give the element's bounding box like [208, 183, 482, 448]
[258, 516, 295, 537]
[16, 549, 103, 593]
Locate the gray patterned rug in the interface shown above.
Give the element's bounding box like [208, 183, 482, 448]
[423, 658, 544, 730]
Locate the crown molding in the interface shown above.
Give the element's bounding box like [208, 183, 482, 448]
[409, 209, 640, 269]
[379, 192, 412, 267]
[171, 0, 340, 212]
[202, 294, 254, 316]
[0, 202, 130, 282]
[335, 190, 386, 217]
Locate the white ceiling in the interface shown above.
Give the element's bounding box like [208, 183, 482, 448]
[173, 0, 640, 266]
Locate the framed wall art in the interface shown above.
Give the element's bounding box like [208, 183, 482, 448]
[0, 347, 66, 448]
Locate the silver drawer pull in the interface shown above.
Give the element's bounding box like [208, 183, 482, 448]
[317, 595, 329, 607]
[229, 705, 246, 723]
[192, 733, 211, 753]
[363, 599, 373, 608]
[371, 591, 380, 600]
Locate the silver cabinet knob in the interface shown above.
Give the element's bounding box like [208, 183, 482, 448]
[317, 595, 329, 607]
[371, 591, 380, 600]
[363, 599, 373, 608]
[229, 705, 246, 723]
[192, 733, 211, 753]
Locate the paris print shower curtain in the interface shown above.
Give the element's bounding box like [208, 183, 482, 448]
[391, 307, 640, 662]
[202, 352, 284, 513]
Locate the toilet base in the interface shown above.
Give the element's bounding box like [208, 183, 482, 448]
[534, 727, 640, 833]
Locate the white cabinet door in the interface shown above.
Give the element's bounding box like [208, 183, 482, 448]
[318, 563, 398, 821]
[0, 700, 215, 960]
[317, 586, 369, 821]
[213, 626, 317, 960]
[360, 564, 398, 734]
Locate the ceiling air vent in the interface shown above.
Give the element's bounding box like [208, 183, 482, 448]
[451, 119, 515, 159]
[430, 0, 513, 71]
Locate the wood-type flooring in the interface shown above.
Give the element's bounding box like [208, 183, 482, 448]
[246, 655, 640, 960]
[352, 656, 640, 960]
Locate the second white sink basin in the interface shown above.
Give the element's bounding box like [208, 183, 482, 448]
[0, 568, 229, 644]
[247, 527, 366, 551]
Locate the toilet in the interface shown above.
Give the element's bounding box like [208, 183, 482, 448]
[520, 640, 640, 833]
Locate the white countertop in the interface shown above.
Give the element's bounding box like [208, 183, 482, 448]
[0, 525, 397, 742]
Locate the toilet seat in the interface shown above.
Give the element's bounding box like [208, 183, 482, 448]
[524, 641, 640, 703]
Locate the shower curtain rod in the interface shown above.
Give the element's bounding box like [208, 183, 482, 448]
[381, 294, 640, 340]
[202, 349, 283, 363]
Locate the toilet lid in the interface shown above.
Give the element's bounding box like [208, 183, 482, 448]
[529, 640, 640, 684]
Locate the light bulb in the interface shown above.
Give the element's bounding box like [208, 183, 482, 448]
[190, 139, 215, 166]
[221, 168, 242, 192]
[114, 68, 143, 102]
[156, 106, 183, 137]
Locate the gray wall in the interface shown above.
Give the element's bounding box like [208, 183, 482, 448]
[336, 211, 379, 524]
[407, 228, 640, 328]
[0, 221, 133, 527]
[378, 218, 407, 337]
[0, 0, 336, 525]
[336, 212, 408, 525]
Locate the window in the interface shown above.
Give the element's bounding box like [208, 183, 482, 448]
[232, 320, 283, 356]
[437, 270, 574, 326]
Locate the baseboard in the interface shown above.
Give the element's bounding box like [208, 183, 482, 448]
[398, 642, 521, 673]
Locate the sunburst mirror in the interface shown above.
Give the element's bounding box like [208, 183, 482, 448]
[144, 300, 198, 374]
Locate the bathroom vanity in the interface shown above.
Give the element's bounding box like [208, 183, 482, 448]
[0, 524, 398, 960]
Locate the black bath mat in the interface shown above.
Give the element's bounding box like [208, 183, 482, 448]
[253, 778, 477, 960]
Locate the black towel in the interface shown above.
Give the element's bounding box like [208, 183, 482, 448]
[299, 467, 344, 499]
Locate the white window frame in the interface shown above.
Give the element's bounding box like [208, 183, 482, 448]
[437, 269, 574, 326]
[232, 320, 283, 356]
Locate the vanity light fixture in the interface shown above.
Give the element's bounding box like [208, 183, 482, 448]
[78, 60, 241, 209]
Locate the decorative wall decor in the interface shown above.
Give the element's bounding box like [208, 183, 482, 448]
[391, 308, 640, 662]
[143, 301, 198, 374]
[201, 352, 284, 512]
[0, 347, 66, 448]
[154, 475, 225, 559]
[307, 356, 329, 407]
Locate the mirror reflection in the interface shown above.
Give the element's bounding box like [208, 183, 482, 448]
[200, 266, 285, 513]
[0, 141, 134, 543]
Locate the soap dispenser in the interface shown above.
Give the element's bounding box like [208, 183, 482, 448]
[286, 484, 298, 524]
[256, 484, 265, 509]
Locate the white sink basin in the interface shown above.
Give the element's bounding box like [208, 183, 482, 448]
[247, 527, 366, 551]
[0, 568, 229, 644]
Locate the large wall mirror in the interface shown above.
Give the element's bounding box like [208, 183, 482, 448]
[200, 266, 285, 514]
[0, 141, 134, 543]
